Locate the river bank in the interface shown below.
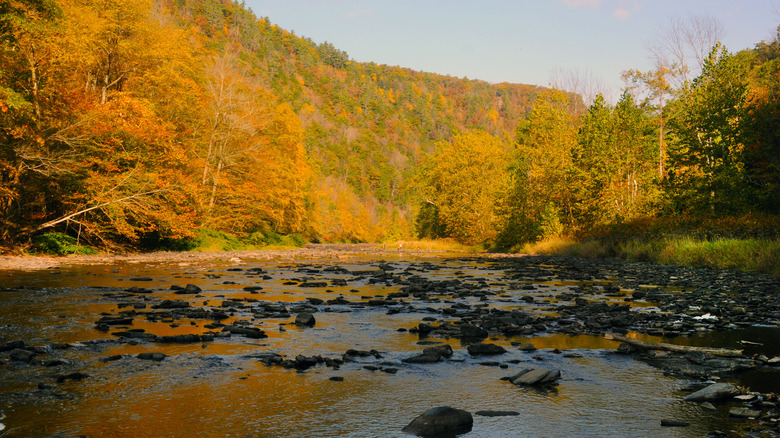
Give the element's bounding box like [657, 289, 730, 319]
[0, 243, 496, 271]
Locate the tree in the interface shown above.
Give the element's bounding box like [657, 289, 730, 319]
[666, 43, 750, 213]
[622, 66, 671, 177]
[514, 88, 579, 234]
[418, 130, 511, 244]
[575, 92, 658, 226]
[199, 53, 312, 234]
[743, 27, 780, 212]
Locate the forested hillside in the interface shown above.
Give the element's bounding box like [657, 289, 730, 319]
[2, 0, 778, 254]
[0, 0, 540, 250]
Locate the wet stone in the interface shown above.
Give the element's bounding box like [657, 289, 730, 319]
[729, 407, 761, 418]
[661, 419, 690, 427]
[9, 349, 36, 363]
[422, 344, 453, 358]
[295, 312, 316, 327]
[683, 383, 741, 403]
[475, 410, 520, 417]
[467, 343, 507, 356]
[508, 368, 561, 387]
[56, 372, 89, 383]
[403, 352, 443, 364]
[137, 352, 167, 361]
[401, 406, 473, 437]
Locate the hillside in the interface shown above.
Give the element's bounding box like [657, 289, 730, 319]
[0, 0, 540, 249]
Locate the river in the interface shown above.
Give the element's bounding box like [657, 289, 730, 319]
[0, 248, 778, 437]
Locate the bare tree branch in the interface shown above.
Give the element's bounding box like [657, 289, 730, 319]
[34, 188, 169, 232]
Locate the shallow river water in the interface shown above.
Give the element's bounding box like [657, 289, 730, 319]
[0, 251, 777, 437]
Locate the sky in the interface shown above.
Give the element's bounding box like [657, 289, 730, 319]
[244, 0, 779, 100]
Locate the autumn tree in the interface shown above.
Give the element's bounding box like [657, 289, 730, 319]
[199, 52, 312, 235]
[514, 88, 579, 236]
[417, 130, 511, 244]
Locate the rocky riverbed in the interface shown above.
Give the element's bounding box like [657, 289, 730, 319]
[1, 246, 779, 437]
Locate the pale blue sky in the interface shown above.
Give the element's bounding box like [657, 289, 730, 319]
[245, 0, 778, 97]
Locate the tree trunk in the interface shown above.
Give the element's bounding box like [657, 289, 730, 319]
[604, 333, 744, 357]
[208, 159, 223, 209]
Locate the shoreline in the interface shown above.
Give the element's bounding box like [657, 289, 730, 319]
[0, 244, 509, 271]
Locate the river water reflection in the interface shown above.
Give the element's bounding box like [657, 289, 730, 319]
[0, 252, 776, 437]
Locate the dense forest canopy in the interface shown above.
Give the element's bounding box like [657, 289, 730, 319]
[1, 0, 777, 251]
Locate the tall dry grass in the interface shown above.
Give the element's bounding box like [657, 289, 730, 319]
[522, 236, 780, 277]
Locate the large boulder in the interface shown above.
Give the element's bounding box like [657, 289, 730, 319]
[508, 368, 561, 386]
[401, 406, 473, 437]
[683, 382, 741, 403]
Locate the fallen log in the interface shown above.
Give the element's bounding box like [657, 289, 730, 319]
[604, 333, 744, 358]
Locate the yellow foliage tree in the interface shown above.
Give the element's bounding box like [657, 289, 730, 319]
[419, 130, 511, 244]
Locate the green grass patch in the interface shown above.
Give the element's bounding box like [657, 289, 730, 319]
[651, 237, 780, 276]
[32, 232, 98, 255]
[188, 229, 307, 252]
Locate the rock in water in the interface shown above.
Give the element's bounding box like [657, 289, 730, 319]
[683, 383, 741, 403]
[423, 344, 453, 358]
[509, 368, 561, 386]
[137, 352, 167, 361]
[401, 406, 473, 437]
[729, 407, 761, 418]
[403, 352, 443, 364]
[474, 410, 519, 417]
[467, 343, 507, 356]
[295, 312, 316, 327]
[660, 419, 690, 427]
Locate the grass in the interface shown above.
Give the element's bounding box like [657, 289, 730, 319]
[31, 232, 98, 255]
[521, 235, 780, 277]
[189, 229, 306, 252]
[381, 238, 482, 253]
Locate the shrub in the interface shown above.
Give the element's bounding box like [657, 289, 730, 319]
[32, 232, 98, 255]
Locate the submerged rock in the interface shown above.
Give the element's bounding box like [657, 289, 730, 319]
[56, 372, 89, 383]
[474, 410, 519, 417]
[156, 334, 213, 344]
[660, 419, 690, 427]
[9, 349, 36, 363]
[401, 406, 473, 437]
